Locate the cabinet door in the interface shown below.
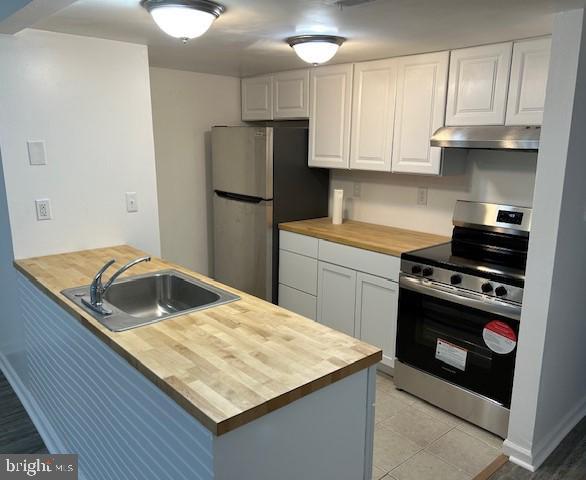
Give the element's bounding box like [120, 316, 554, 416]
[392, 51, 449, 175]
[350, 59, 397, 172]
[446, 42, 513, 126]
[273, 69, 310, 119]
[242, 75, 273, 121]
[279, 284, 317, 320]
[506, 37, 551, 126]
[309, 64, 353, 169]
[317, 261, 357, 336]
[356, 273, 398, 369]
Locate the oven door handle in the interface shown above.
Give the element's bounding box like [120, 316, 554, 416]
[399, 274, 521, 321]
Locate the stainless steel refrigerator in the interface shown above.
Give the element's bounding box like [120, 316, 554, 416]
[212, 125, 329, 303]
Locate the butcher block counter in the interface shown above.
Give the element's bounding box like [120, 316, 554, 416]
[14, 245, 381, 438]
[279, 217, 449, 257]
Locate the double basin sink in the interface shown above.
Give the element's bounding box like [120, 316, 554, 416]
[62, 270, 240, 332]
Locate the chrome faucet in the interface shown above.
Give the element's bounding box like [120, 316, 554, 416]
[82, 256, 151, 315]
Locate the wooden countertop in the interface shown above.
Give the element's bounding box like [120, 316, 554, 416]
[14, 246, 381, 436]
[279, 218, 449, 257]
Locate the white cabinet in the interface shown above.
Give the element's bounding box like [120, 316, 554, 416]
[279, 284, 317, 320]
[356, 273, 398, 369]
[273, 69, 310, 119]
[279, 231, 401, 371]
[392, 51, 450, 175]
[279, 250, 318, 295]
[506, 37, 551, 126]
[309, 63, 353, 169]
[350, 59, 398, 172]
[317, 261, 357, 336]
[241, 75, 273, 121]
[446, 42, 513, 126]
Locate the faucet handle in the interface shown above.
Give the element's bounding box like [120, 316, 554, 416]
[93, 258, 116, 285]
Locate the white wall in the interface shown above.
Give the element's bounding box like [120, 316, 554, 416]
[331, 150, 537, 235]
[0, 29, 161, 259]
[505, 8, 586, 471]
[0, 149, 22, 370]
[149, 67, 241, 275]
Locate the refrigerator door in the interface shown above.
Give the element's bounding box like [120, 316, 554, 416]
[213, 191, 273, 301]
[211, 126, 273, 199]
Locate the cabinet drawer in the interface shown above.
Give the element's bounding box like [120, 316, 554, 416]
[279, 250, 318, 295]
[279, 230, 318, 258]
[278, 284, 317, 320]
[318, 240, 400, 281]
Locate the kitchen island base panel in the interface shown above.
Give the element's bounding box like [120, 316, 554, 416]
[9, 272, 376, 480]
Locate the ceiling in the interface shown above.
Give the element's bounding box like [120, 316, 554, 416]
[31, 0, 583, 77]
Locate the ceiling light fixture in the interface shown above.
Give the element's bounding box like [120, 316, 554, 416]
[141, 0, 225, 44]
[287, 35, 346, 65]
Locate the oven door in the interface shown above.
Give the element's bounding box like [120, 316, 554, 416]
[397, 274, 521, 408]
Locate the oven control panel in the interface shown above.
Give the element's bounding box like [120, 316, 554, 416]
[402, 259, 524, 305]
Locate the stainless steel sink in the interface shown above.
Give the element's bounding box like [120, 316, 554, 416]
[62, 269, 240, 332]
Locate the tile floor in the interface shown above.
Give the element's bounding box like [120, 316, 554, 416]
[373, 372, 503, 480]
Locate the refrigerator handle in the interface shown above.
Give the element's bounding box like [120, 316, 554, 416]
[214, 190, 264, 204]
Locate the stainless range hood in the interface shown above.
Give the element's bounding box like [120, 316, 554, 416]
[430, 125, 541, 150]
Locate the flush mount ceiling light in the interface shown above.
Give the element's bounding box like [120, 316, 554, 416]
[141, 0, 225, 43]
[287, 35, 346, 65]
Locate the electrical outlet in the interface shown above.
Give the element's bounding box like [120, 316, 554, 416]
[35, 199, 52, 221]
[353, 182, 362, 198]
[126, 192, 138, 213]
[417, 187, 428, 206]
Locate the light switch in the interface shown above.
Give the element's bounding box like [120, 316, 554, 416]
[35, 199, 52, 221]
[126, 192, 138, 213]
[27, 141, 47, 166]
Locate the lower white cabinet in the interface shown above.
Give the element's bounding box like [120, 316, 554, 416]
[279, 231, 400, 371]
[356, 273, 398, 369]
[279, 284, 317, 320]
[317, 262, 357, 337]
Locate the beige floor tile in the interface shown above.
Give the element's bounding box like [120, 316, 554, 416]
[391, 450, 470, 480]
[373, 425, 422, 472]
[456, 421, 504, 450]
[375, 390, 410, 424]
[376, 372, 394, 394]
[409, 397, 463, 427]
[380, 405, 453, 447]
[372, 465, 387, 480]
[426, 428, 501, 476]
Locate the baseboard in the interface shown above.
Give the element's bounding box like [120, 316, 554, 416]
[504, 394, 586, 471]
[0, 352, 66, 455]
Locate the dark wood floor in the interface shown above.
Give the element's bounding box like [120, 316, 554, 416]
[489, 416, 586, 480]
[0, 369, 47, 454]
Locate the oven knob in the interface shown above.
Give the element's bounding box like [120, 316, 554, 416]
[422, 267, 433, 277]
[495, 286, 508, 297]
[450, 274, 462, 285]
[411, 265, 422, 275]
[481, 283, 493, 294]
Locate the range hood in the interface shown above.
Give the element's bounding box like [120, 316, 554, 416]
[430, 125, 540, 150]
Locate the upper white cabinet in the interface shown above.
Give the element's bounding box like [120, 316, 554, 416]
[273, 69, 310, 119]
[241, 75, 273, 121]
[242, 70, 309, 121]
[392, 51, 450, 175]
[506, 37, 552, 126]
[350, 59, 398, 172]
[446, 42, 513, 126]
[309, 63, 353, 169]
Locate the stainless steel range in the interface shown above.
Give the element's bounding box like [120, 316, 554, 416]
[394, 201, 532, 438]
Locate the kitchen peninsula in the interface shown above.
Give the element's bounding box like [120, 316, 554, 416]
[11, 245, 381, 480]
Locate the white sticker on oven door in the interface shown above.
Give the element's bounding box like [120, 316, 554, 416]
[483, 320, 517, 354]
[435, 339, 467, 371]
